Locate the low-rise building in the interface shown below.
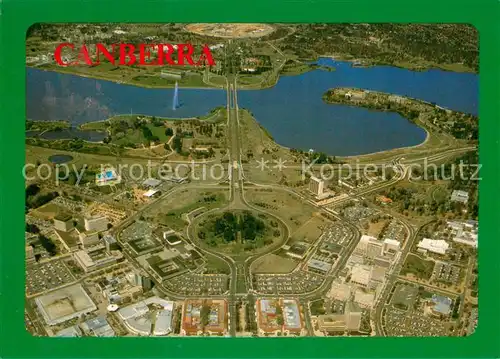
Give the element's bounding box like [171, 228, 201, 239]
[429, 294, 453, 316]
[354, 288, 375, 308]
[417, 238, 449, 255]
[450, 190, 469, 204]
[350, 264, 372, 288]
[316, 302, 362, 332]
[118, 297, 174, 336]
[73, 246, 123, 273]
[181, 299, 227, 336]
[307, 259, 332, 274]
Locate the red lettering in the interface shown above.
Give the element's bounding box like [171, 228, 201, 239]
[54, 42, 216, 67]
[95, 44, 116, 65]
[177, 44, 195, 66]
[159, 44, 176, 65]
[77, 45, 93, 65]
[139, 44, 157, 65]
[119, 44, 136, 65]
[54, 43, 74, 66]
[197, 45, 216, 66]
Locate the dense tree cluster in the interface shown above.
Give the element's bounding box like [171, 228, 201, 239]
[25, 184, 59, 210]
[205, 211, 267, 245]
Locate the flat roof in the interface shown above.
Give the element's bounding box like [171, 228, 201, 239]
[350, 264, 372, 286]
[144, 189, 160, 197]
[35, 284, 97, 325]
[142, 178, 162, 187]
[54, 213, 72, 222]
[282, 299, 303, 331]
[55, 325, 82, 337]
[308, 259, 332, 272]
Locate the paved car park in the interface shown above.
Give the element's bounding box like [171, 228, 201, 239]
[253, 271, 324, 295]
[164, 273, 229, 296]
[26, 259, 76, 296]
[384, 307, 450, 336]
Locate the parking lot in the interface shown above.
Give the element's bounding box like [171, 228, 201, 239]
[384, 221, 407, 242]
[253, 270, 324, 295]
[340, 205, 378, 223]
[26, 259, 76, 296]
[163, 273, 229, 295]
[319, 224, 351, 247]
[432, 262, 461, 284]
[384, 307, 450, 336]
[51, 196, 87, 213]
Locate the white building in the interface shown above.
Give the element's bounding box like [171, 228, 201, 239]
[84, 215, 109, 232]
[417, 238, 449, 255]
[309, 176, 325, 197]
[350, 264, 372, 288]
[357, 235, 394, 259]
[450, 190, 469, 204]
[447, 220, 478, 248]
[118, 297, 174, 336]
[383, 238, 400, 253]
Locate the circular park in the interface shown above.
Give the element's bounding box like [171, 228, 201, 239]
[194, 210, 286, 256]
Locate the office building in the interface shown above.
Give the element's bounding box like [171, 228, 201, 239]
[383, 238, 400, 253]
[103, 234, 119, 252]
[84, 215, 109, 232]
[309, 176, 325, 197]
[54, 213, 74, 232]
[79, 231, 100, 248]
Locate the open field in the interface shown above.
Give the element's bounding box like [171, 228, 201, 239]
[245, 188, 316, 233]
[289, 214, 329, 244]
[401, 254, 436, 280]
[251, 254, 298, 274]
[144, 188, 228, 231]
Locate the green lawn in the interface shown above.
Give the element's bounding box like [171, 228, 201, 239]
[401, 254, 435, 280]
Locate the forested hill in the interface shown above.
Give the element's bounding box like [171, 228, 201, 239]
[272, 24, 478, 73]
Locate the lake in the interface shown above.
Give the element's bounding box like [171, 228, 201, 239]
[26, 59, 478, 156]
[26, 129, 107, 142]
[48, 154, 74, 164]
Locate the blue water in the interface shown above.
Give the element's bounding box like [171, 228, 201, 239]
[26, 129, 106, 142]
[26, 59, 478, 156]
[48, 154, 74, 164]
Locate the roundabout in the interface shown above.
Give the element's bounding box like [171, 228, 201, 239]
[190, 208, 288, 258]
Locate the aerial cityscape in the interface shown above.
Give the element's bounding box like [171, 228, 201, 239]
[25, 23, 478, 337]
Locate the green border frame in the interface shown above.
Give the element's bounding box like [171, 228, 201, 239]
[1, 0, 498, 358]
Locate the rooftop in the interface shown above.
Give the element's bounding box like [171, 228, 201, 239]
[308, 259, 332, 272]
[142, 178, 162, 188]
[417, 238, 450, 255]
[54, 213, 72, 222]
